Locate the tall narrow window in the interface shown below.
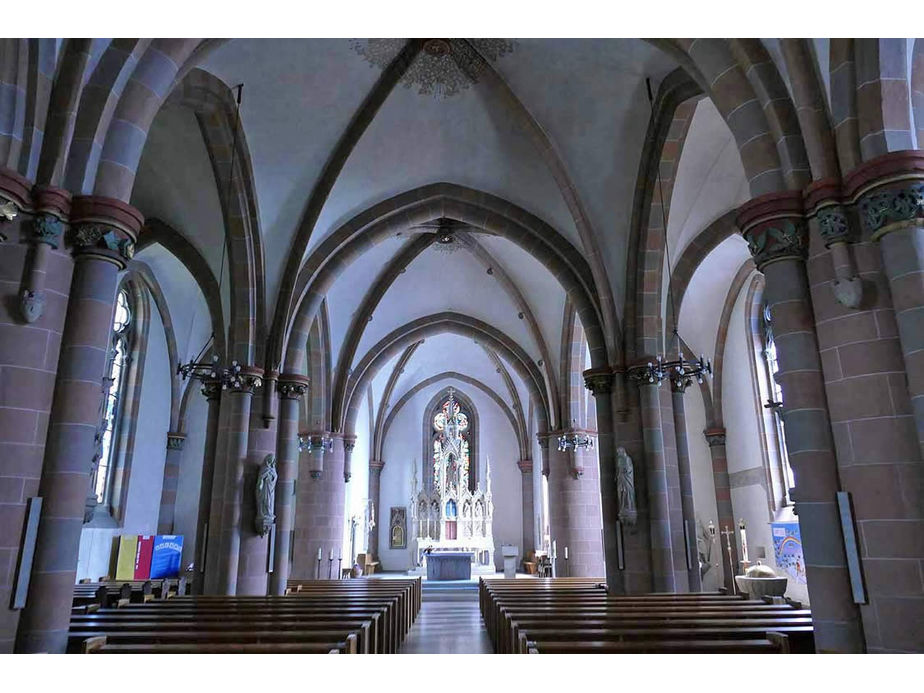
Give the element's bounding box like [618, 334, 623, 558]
[94, 288, 132, 508]
[759, 302, 794, 506]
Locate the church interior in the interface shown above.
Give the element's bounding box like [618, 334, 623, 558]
[1, 27, 923, 665]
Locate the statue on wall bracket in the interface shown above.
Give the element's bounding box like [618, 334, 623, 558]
[616, 447, 637, 527]
[254, 454, 277, 537]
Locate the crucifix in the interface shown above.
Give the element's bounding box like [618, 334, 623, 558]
[721, 525, 737, 594]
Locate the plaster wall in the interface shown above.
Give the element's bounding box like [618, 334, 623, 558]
[77, 300, 172, 581]
[378, 381, 521, 571]
[174, 391, 208, 570]
[681, 385, 724, 591]
[722, 281, 809, 605]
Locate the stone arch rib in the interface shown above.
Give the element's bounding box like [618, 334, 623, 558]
[340, 312, 550, 440]
[281, 184, 609, 381]
[381, 372, 526, 463]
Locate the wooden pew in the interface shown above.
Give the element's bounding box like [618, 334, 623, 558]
[84, 634, 355, 654]
[70, 578, 419, 655]
[479, 578, 811, 655]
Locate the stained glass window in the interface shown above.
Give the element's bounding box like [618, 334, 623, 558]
[432, 391, 470, 490]
[94, 289, 132, 506]
[760, 302, 794, 505]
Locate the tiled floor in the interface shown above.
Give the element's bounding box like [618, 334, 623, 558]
[399, 596, 493, 654]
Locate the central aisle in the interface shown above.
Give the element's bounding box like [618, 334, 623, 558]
[399, 581, 493, 654]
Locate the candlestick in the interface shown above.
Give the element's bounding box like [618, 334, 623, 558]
[738, 518, 749, 564]
[564, 546, 569, 560]
[338, 557, 343, 579]
[327, 557, 333, 579]
[317, 547, 322, 561]
[720, 525, 737, 594]
[329, 548, 334, 561]
[552, 540, 557, 559]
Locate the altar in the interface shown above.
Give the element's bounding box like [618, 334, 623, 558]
[426, 552, 473, 581]
[408, 390, 496, 577]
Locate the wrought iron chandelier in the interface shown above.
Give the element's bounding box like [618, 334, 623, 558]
[176, 84, 250, 391]
[297, 434, 334, 454]
[177, 342, 251, 390]
[557, 420, 595, 453]
[628, 78, 711, 391]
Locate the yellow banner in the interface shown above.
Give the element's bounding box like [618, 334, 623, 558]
[115, 535, 138, 581]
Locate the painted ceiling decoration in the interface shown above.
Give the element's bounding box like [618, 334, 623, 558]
[350, 38, 516, 98]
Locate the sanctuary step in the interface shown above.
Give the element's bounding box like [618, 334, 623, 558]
[422, 580, 480, 602]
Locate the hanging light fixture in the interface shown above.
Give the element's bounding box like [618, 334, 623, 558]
[177, 84, 259, 391]
[557, 427, 595, 453]
[628, 78, 711, 391]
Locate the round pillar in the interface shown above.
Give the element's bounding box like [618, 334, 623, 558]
[157, 432, 186, 534]
[739, 191, 864, 653]
[16, 196, 141, 653]
[671, 380, 702, 591]
[193, 382, 222, 593]
[368, 460, 385, 559]
[270, 374, 309, 595]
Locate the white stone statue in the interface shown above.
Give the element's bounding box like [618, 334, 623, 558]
[254, 454, 277, 537]
[615, 446, 637, 526]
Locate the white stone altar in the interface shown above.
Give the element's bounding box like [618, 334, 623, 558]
[426, 552, 474, 580]
[408, 391, 495, 576]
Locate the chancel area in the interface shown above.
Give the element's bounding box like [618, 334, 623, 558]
[1, 34, 923, 657]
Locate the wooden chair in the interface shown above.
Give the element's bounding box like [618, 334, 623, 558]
[356, 553, 380, 575]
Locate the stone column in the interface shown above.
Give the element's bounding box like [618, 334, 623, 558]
[269, 374, 309, 595]
[670, 380, 702, 591]
[193, 382, 221, 593]
[0, 179, 72, 653]
[516, 460, 535, 555]
[236, 390, 277, 596]
[16, 196, 141, 653]
[630, 376, 676, 593]
[293, 434, 346, 579]
[208, 367, 262, 595]
[342, 434, 356, 482]
[848, 152, 924, 458]
[156, 432, 186, 534]
[546, 439, 604, 579]
[703, 428, 736, 593]
[368, 460, 385, 559]
[738, 191, 864, 653]
[583, 368, 625, 592]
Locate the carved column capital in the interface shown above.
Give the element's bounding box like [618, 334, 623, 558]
[69, 196, 143, 268]
[843, 150, 924, 241]
[31, 213, 65, 249]
[704, 427, 727, 447]
[583, 367, 614, 396]
[737, 191, 807, 270]
[201, 381, 223, 400]
[277, 373, 310, 400]
[166, 433, 186, 451]
[342, 434, 357, 453]
[369, 460, 385, 474]
[516, 459, 533, 475]
[670, 375, 693, 394]
[228, 366, 263, 394]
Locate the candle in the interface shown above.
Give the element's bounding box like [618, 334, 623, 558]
[552, 540, 557, 559]
[317, 547, 322, 560]
[738, 519, 749, 563]
[564, 546, 569, 560]
[329, 549, 334, 560]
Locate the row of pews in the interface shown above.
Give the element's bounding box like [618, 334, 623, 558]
[73, 578, 188, 610]
[67, 577, 420, 654]
[479, 577, 815, 654]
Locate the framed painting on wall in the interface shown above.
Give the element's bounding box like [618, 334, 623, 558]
[390, 506, 407, 549]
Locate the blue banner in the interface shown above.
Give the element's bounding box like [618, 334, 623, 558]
[150, 535, 184, 579]
[770, 522, 805, 584]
